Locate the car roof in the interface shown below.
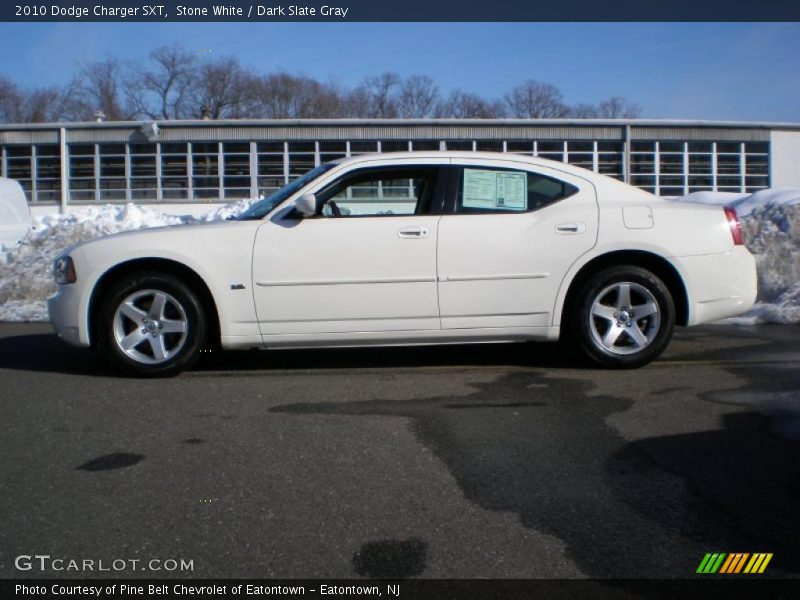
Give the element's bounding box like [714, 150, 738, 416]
[330, 150, 592, 177]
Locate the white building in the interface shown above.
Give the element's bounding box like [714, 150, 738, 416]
[1, 118, 798, 217]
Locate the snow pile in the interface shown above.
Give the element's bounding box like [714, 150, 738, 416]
[676, 187, 800, 217]
[0, 200, 255, 321]
[674, 188, 800, 324]
[196, 198, 257, 222]
[731, 202, 800, 324]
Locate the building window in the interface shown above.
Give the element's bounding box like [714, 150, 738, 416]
[319, 141, 347, 163]
[222, 142, 249, 199]
[287, 141, 315, 182]
[33, 144, 61, 202]
[349, 141, 378, 155]
[506, 141, 534, 155]
[379, 140, 409, 152]
[410, 140, 440, 151]
[626, 139, 771, 196]
[536, 141, 564, 162]
[257, 142, 285, 196]
[442, 140, 472, 151]
[6, 146, 33, 201]
[98, 144, 126, 201]
[161, 143, 189, 200]
[68, 144, 95, 201]
[475, 140, 503, 152]
[597, 142, 624, 178]
[191, 142, 220, 199]
[744, 142, 769, 192]
[130, 143, 157, 201]
[566, 141, 594, 171]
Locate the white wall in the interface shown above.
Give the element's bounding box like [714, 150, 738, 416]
[770, 130, 800, 188]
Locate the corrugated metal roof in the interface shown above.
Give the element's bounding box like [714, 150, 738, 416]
[0, 130, 59, 144]
[630, 127, 770, 142]
[0, 118, 792, 145]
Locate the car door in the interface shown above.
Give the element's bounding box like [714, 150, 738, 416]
[252, 163, 445, 337]
[437, 159, 598, 330]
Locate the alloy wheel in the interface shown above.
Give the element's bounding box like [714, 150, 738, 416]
[112, 289, 189, 365]
[588, 281, 661, 356]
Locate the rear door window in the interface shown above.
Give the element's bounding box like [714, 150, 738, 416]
[453, 166, 578, 214]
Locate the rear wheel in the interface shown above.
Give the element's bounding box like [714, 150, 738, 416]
[97, 272, 206, 377]
[571, 266, 675, 368]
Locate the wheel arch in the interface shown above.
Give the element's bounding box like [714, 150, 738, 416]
[558, 250, 690, 330]
[87, 257, 221, 349]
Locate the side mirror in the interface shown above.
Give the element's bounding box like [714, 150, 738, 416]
[294, 193, 318, 217]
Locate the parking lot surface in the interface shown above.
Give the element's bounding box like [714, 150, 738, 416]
[1, 322, 799, 579]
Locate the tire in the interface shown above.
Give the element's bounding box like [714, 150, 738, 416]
[570, 265, 675, 368]
[97, 272, 207, 377]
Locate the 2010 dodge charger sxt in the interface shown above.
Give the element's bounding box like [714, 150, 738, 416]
[48, 152, 757, 376]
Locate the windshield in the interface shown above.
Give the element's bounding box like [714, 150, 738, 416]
[236, 162, 338, 220]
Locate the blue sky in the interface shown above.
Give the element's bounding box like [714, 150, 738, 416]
[1, 22, 798, 121]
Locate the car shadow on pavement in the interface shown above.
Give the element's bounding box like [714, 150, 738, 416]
[0, 331, 108, 376]
[0, 329, 578, 377]
[193, 339, 578, 373]
[269, 362, 800, 578]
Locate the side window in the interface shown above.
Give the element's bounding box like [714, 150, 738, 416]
[454, 166, 578, 214]
[317, 167, 437, 217]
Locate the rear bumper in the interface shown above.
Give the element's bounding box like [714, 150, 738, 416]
[676, 246, 758, 325]
[47, 284, 88, 347]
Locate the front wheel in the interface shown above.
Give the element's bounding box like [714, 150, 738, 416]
[97, 272, 207, 377]
[571, 266, 675, 368]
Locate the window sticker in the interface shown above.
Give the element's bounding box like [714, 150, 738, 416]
[463, 169, 527, 210]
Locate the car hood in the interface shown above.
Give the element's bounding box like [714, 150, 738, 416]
[64, 221, 234, 253]
[63, 219, 257, 257]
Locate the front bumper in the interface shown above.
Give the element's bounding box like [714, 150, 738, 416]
[47, 284, 88, 347]
[677, 246, 758, 325]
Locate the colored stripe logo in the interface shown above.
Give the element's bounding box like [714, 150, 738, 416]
[696, 552, 773, 574]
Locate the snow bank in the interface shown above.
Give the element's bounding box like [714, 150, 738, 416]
[674, 187, 800, 217]
[728, 202, 800, 324]
[673, 188, 800, 324]
[0, 200, 255, 322]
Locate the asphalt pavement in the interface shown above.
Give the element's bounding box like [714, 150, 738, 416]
[1, 322, 799, 579]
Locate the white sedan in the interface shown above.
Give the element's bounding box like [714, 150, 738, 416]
[48, 151, 757, 376]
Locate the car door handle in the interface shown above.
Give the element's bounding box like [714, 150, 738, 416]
[398, 226, 428, 239]
[555, 222, 586, 234]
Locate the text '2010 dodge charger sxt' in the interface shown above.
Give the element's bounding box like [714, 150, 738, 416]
[48, 152, 757, 376]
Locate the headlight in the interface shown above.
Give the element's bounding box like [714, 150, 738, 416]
[53, 256, 77, 284]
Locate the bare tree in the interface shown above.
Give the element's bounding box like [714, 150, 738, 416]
[353, 72, 401, 118]
[133, 45, 198, 120]
[191, 55, 247, 119]
[64, 58, 137, 121]
[568, 103, 600, 118]
[397, 75, 438, 118]
[504, 80, 567, 118]
[0, 57, 646, 123]
[242, 72, 344, 118]
[435, 89, 505, 118]
[24, 87, 68, 123]
[0, 76, 25, 122]
[0, 76, 69, 123]
[342, 86, 370, 118]
[597, 96, 641, 118]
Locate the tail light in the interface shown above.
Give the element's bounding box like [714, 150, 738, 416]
[723, 206, 744, 246]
